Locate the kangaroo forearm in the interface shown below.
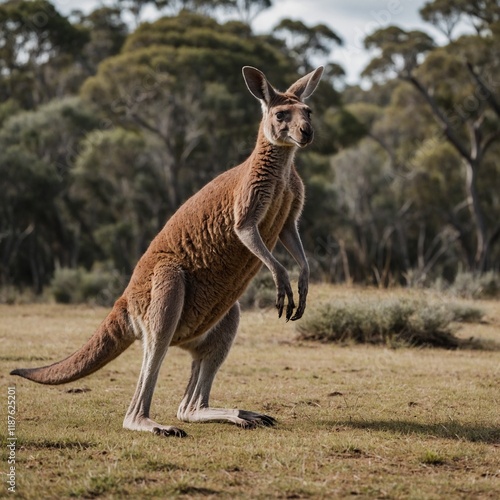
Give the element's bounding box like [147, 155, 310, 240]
[279, 223, 309, 273]
[235, 224, 282, 275]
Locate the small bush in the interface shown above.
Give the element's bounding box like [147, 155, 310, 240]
[438, 271, 500, 299]
[0, 285, 40, 305]
[296, 296, 485, 349]
[51, 268, 83, 304]
[240, 270, 276, 310]
[447, 303, 485, 323]
[50, 264, 125, 306]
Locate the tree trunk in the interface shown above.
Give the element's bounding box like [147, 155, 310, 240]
[405, 75, 490, 272]
[463, 158, 487, 271]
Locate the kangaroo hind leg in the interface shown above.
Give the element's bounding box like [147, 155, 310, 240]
[177, 302, 276, 429]
[123, 264, 186, 437]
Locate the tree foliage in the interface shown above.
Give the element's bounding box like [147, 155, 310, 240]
[0, 0, 89, 107]
[1, 0, 499, 297]
[82, 11, 297, 207]
[0, 97, 99, 290]
[352, 0, 500, 280]
[274, 18, 343, 73]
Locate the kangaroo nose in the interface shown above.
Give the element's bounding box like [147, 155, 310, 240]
[300, 124, 313, 139]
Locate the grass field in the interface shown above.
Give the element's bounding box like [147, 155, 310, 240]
[1, 285, 499, 499]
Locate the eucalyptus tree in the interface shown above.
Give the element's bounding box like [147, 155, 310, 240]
[81, 11, 296, 210]
[273, 18, 343, 73]
[231, 0, 272, 23]
[0, 98, 99, 290]
[0, 0, 88, 108]
[72, 128, 170, 274]
[72, 6, 128, 73]
[362, 8, 500, 273]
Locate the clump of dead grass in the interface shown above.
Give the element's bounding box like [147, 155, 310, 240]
[296, 296, 489, 349]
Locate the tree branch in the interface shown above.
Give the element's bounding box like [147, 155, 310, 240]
[405, 75, 472, 162]
[481, 129, 500, 158]
[465, 61, 500, 119]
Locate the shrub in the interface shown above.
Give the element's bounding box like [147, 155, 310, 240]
[50, 264, 125, 306]
[0, 285, 40, 305]
[447, 303, 485, 323]
[296, 295, 485, 349]
[50, 268, 83, 304]
[240, 270, 276, 310]
[437, 271, 500, 299]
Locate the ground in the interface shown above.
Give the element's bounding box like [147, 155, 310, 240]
[0, 285, 499, 499]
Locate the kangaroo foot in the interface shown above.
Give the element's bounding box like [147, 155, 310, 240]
[124, 416, 187, 437]
[178, 406, 276, 428]
[236, 410, 277, 429]
[153, 426, 187, 438]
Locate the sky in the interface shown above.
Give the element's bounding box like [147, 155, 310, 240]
[253, 0, 444, 84]
[52, 0, 443, 85]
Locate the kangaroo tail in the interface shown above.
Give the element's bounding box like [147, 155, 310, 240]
[10, 297, 135, 385]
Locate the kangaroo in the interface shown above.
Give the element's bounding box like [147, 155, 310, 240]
[11, 66, 323, 437]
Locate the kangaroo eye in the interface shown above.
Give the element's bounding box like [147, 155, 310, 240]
[276, 111, 285, 121]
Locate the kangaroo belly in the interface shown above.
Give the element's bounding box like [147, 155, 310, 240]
[174, 188, 294, 341]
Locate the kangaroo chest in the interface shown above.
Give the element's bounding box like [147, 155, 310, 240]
[258, 181, 294, 247]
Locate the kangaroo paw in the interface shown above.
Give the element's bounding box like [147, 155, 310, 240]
[124, 416, 187, 437]
[237, 410, 277, 429]
[153, 426, 187, 438]
[177, 407, 276, 428]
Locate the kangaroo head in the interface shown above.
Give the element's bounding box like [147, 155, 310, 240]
[242, 66, 324, 148]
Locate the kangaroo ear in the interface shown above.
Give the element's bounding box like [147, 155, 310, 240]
[287, 66, 324, 100]
[242, 66, 277, 106]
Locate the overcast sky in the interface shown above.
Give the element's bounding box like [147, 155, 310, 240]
[52, 0, 441, 84]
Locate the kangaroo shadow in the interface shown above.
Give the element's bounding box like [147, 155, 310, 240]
[330, 419, 500, 444]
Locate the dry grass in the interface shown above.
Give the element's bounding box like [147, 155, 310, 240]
[1, 285, 499, 499]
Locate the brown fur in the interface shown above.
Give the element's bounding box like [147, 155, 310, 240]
[11, 66, 323, 436]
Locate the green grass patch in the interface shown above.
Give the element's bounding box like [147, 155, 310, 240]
[420, 450, 447, 466]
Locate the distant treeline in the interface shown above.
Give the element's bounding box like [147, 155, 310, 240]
[1, 0, 499, 296]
